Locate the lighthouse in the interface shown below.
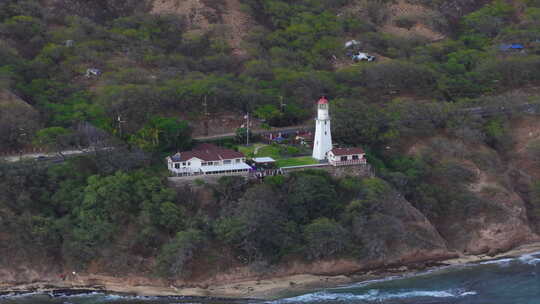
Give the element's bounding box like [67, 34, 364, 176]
[312, 96, 333, 160]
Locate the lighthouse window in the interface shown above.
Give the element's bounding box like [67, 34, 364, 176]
[324, 121, 327, 125]
[325, 132, 327, 135]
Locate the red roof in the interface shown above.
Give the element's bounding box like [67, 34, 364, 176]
[331, 147, 364, 156]
[317, 97, 328, 104]
[170, 144, 244, 162]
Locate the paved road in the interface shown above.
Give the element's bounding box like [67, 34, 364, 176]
[4, 101, 540, 162]
[193, 125, 313, 141]
[2, 148, 113, 163]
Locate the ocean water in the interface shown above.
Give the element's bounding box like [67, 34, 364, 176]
[2, 251, 539, 304]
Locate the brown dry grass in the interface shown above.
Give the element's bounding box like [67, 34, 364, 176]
[383, 0, 445, 41]
[151, 0, 254, 56]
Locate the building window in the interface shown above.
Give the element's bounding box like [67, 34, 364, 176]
[324, 121, 327, 125]
[352, 155, 359, 160]
[182, 162, 186, 166]
[188, 162, 191, 166]
[325, 131, 327, 135]
[340, 156, 348, 161]
[236, 159, 240, 163]
[174, 163, 180, 169]
[224, 160, 232, 164]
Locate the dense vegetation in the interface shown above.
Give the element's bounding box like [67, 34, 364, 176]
[0, 0, 539, 150]
[0, 155, 396, 276]
[2, 0, 540, 279]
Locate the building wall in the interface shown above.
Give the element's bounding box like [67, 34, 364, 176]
[328, 152, 366, 165]
[312, 118, 332, 160]
[281, 163, 373, 178]
[168, 157, 248, 175]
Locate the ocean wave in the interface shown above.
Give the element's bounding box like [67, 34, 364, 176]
[478, 251, 540, 266]
[0, 291, 42, 299]
[479, 258, 514, 265]
[518, 252, 540, 265]
[272, 288, 477, 303]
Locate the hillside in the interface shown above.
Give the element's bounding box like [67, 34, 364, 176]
[0, 0, 539, 147]
[151, 0, 255, 55]
[1, 0, 540, 298]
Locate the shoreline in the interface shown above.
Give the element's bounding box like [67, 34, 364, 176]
[2, 242, 540, 301]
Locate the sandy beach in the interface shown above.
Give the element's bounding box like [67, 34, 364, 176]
[2, 242, 540, 300]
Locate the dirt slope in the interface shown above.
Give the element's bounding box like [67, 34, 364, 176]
[151, 0, 254, 55]
[406, 136, 539, 255]
[383, 0, 445, 41]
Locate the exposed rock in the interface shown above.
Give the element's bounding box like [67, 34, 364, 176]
[351, 190, 452, 266]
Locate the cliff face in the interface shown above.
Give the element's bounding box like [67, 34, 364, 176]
[2, 119, 540, 292]
[351, 190, 451, 265]
[405, 129, 540, 256]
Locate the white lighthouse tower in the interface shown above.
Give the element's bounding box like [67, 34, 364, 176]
[312, 96, 333, 160]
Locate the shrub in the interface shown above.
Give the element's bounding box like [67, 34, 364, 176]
[474, 56, 540, 89]
[462, 0, 515, 37]
[528, 181, 540, 229]
[304, 218, 350, 259]
[156, 229, 206, 278]
[527, 139, 540, 163]
[214, 185, 291, 261]
[360, 61, 438, 93]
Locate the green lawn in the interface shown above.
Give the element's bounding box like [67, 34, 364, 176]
[256, 145, 281, 159]
[237, 144, 316, 167]
[237, 144, 280, 158]
[276, 156, 318, 168]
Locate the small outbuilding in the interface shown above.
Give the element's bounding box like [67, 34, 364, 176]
[327, 147, 366, 166]
[252, 157, 276, 169]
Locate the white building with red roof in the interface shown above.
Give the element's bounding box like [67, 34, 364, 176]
[327, 147, 367, 166]
[166, 144, 251, 176]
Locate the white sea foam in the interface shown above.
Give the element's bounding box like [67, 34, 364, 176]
[55, 291, 105, 298]
[272, 288, 477, 303]
[480, 258, 514, 265]
[518, 252, 540, 265]
[0, 292, 42, 299]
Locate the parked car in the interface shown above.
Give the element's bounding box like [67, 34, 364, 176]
[352, 52, 376, 62]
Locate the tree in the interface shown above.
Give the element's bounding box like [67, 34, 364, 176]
[34, 127, 73, 158]
[304, 217, 350, 260]
[129, 116, 191, 152]
[235, 127, 252, 144]
[462, 0, 515, 38]
[286, 171, 337, 224]
[156, 229, 206, 278]
[214, 185, 291, 261]
[0, 91, 40, 149]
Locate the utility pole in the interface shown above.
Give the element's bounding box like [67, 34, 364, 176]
[203, 95, 209, 136]
[279, 96, 286, 112]
[117, 114, 126, 137]
[18, 128, 26, 161]
[245, 112, 250, 146]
